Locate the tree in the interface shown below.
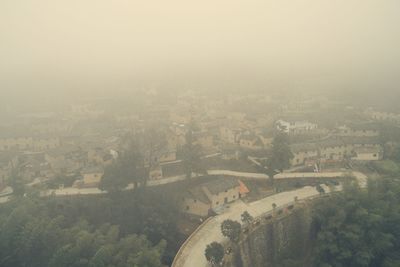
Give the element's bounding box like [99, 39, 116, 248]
[7, 167, 25, 197]
[181, 122, 206, 179]
[99, 139, 145, 193]
[221, 220, 241, 242]
[264, 132, 293, 182]
[311, 177, 400, 267]
[99, 162, 126, 193]
[136, 126, 167, 186]
[241, 211, 254, 225]
[316, 184, 325, 195]
[205, 242, 224, 266]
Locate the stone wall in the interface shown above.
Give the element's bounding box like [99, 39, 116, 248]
[227, 203, 314, 267]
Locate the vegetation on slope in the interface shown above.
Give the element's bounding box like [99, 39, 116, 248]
[0, 188, 181, 267]
[310, 177, 400, 267]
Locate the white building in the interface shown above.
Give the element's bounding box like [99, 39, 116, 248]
[276, 119, 318, 134]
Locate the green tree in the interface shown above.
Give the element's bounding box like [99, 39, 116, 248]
[99, 161, 126, 193]
[99, 140, 145, 193]
[264, 132, 293, 182]
[316, 184, 325, 195]
[311, 177, 400, 267]
[181, 123, 206, 179]
[136, 126, 167, 186]
[7, 167, 25, 197]
[221, 220, 241, 242]
[241, 211, 254, 225]
[205, 242, 224, 266]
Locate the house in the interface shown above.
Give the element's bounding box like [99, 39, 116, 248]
[365, 108, 400, 123]
[352, 147, 383, 161]
[290, 143, 319, 166]
[181, 178, 250, 217]
[0, 135, 60, 152]
[276, 119, 318, 134]
[17, 155, 53, 182]
[149, 165, 163, 180]
[80, 166, 104, 187]
[317, 138, 348, 161]
[219, 126, 242, 144]
[239, 134, 264, 150]
[157, 150, 177, 163]
[221, 147, 241, 160]
[336, 123, 380, 137]
[290, 136, 384, 166]
[257, 132, 274, 148]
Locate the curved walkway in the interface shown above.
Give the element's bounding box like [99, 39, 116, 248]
[172, 171, 367, 267]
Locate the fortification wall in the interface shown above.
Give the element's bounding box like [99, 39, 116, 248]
[227, 203, 314, 267]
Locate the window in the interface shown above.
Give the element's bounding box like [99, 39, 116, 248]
[186, 206, 190, 210]
[373, 154, 377, 157]
[194, 199, 197, 203]
[233, 195, 236, 199]
[216, 201, 219, 205]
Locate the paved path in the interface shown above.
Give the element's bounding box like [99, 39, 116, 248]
[43, 170, 362, 197]
[172, 171, 367, 267]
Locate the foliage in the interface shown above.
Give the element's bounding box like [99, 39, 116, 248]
[0, 197, 167, 267]
[391, 146, 400, 163]
[316, 184, 325, 195]
[181, 125, 206, 179]
[311, 177, 400, 267]
[264, 132, 293, 179]
[135, 126, 168, 185]
[7, 168, 25, 197]
[369, 160, 400, 175]
[241, 211, 254, 225]
[205, 242, 224, 266]
[99, 140, 145, 193]
[221, 219, 241, 242]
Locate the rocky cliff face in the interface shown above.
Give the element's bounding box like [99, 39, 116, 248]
[227, 203, 314, 267]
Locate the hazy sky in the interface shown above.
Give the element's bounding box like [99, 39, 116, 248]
[1, 0, 400, 95]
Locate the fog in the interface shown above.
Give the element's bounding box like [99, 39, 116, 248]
[1, 0, 400, 98]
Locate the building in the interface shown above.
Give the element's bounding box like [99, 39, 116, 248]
[80, 166, 104, 187]
[219, 126, 242, 144]
[352, 147, 383, 161]
[336, 123, 380, 137]
[0, 136, 60, 152]
[317, 138, 348, 161]
[290, 136, 384, 166]
[290, 143, 319, 166]
[149, 165, 163, 180]
[276, 119, 318, 134]
[239, 134, 264, 150]
[257, 132, 274, 148]
[365, 108, 400, 123]
[181, 178, 249, 217]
